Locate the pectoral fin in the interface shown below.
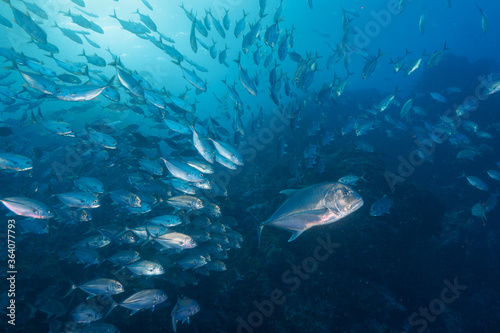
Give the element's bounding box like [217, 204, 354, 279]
[280, 189, 298, 196]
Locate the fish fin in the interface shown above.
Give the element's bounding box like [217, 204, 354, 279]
[279, 189, 298, 196]
[257, 225, 264, 248]
[288, 230, 304, 242]
[129, 309, 139, 316]
[172, 316, 178, 333]
[63, 279, 77, 298]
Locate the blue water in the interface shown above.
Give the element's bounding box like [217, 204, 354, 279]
[1, 0, 500, 332]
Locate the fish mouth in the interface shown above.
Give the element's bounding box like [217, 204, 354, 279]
[349, 198, 364, 212]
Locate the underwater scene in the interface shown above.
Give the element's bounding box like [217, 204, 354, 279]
[1, 0, 500, 332]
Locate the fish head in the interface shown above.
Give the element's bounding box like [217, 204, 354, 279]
[88, 197, 100, 208]
[113, 281, 125, 294]
[193, 199, 204, 210]
[325, 183, 364, 217]
[130, 195, 142, 208]
[184, 237, 197, 249]
[37, 207, 55, 219]
[80, 209, 91, 221]
[153, 264, 165, 275]
[19, 156, 33, 171]
[155, 291, 168, 304]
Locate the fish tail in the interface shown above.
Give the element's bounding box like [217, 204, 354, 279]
[105, 298, 118, 317]
[63, 279, 77, 298]
[233, 52, 241, 65]
[109, 9, 118, 19]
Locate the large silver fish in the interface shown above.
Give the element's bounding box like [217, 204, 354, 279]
[1, 197, 54, 219]
[0, 153, 33, 171]
[107, 289, 167, 316]
[258, 182, 363, 244]
[171, 297, 200, 333]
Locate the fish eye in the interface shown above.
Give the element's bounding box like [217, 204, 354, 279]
[199, 173, 204, 177]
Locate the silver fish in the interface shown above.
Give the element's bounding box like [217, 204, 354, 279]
[1, 197, 54, 219]
[258, 182, 363, 244]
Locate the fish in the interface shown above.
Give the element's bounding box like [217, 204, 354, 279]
[0, 13, 12, 28]
[141, 0, 153, 10]
[4, 0, 47, 44]
[65, 278, 124, 298]
[459, 173, 489, 191]
[362, 49, 383, 80]
[23, 1, 48, 20]
[70, 0, 85, 7]
[133, 9, 157, 32]
[52, 21, 83, 44]
[390, 49, 411, 73]
[109, 10, 151, 35]
[71, 303, 102, 324]
[0, 153, 33, 171]
[427, 43, 449, 68]
[369, 196, 393, 216]
[79, 49, 106, 67]
[126, 260, 164, 276]
[258, 182, 363, 244]
[209, 40, 218, 59]
[234, 52, 258, 96]
[486, 170, 500, 181]
[190, 19, 198, 53]
[209, 9, 226, 38]
[161, 158, 206, 182]
[154, 231, 197, 249]
[430, 92, 446, 103]
[56, 192, 100, 209]
[278, 32, 289, 61]
[0, 197, 54, 219]
[400, 98, 413, 120]
[210, 138, 244, 166]
[234, 11, 249, 38]
[338, 174, 366, 186]
[75, 7, 99, 18]
[138, 159, 163, 176]
[31, 109, 75, 137]
[191, 126, 215, 164]
[242, 18, 262, 54]
[404, 50, 426, 77]
[476, 5, 488, 32]
[265, 23, 280, 49]
[167, 195, 204, 212]
[419, 9, 426, 34]
[148, 215, 183, 227]
[107, 289, 168, 316]
[172, 61, 207, 92]
[376, 87, 398, 112]
[223, 8, 230, 30]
